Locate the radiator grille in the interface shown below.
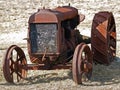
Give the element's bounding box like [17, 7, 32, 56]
[30, 23, 57, 53]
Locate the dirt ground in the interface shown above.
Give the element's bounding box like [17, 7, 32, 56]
[0, 0, 120, 90]
[0, 57, 120, 90]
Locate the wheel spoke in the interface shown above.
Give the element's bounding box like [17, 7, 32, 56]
[85, 53, 88, 61]
[16, 52, 19, 61]
[109, 47, 116, 56]
[9, 51, 16, 68]
[110, 32, 116, 39]
[10, 70, 14, 75]
[3, 45, 27, 83]
[18, 56, 24, 62]
[17, 74, 21, 82]
[10, 70, 14, 79]
[10, 59, 15, 65]
[9, 52, 14, 62]
[15, 71, 22, 79]
[109, 24, 115, 33]
[110, 39, 116, 48]
[72, 43, 93, 84]
[9, 60, 15, 73]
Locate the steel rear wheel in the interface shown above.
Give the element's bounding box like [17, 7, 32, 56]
[3, 45, 27, 83]
[91, 11, 116, 65]
[72, 43, 93, 84]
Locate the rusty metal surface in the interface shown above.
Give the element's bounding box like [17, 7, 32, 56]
[29, 6, 79, 23]
[72, 43, 93, 84]
[27, 6, 82, 64]
[55, 6, 78, 20]
[29, 9, 59, 23]
[91, 11, 116, 65]
[3, 45, 27, 83]
[20, 63, 71, 70]
[3, 5, 117, 84]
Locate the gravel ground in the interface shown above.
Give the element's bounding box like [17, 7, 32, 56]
[0, 0, 120, 90]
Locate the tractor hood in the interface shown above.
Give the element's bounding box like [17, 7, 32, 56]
[28, 6, 80, 23]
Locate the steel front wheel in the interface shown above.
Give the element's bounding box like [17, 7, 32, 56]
[3, 45, 27, 83]
[72, 43, 93, 84]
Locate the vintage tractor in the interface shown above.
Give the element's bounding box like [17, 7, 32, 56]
[3, 5, 116, 84]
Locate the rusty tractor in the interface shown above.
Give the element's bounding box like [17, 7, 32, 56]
[3, 5, 116, 84]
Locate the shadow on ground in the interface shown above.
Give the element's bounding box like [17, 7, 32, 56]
[0, 57, 120, 86]
[86, 57, 120, 86]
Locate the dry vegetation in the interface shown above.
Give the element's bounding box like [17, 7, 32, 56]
[0, 0, 120, 90]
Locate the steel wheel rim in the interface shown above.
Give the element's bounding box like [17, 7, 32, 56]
[91, 11, 116, 65]
[72, 43, 93, 84]
[78, 44, 93, 81]
[107, 13, 116, 62]
[72, 43, 84, 84]
[3, 45, 27, 83]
